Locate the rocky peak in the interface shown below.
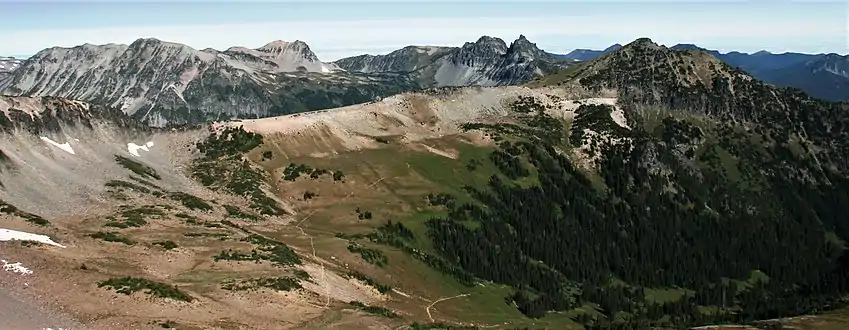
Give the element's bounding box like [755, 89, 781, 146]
[626, 37, 664, 51]
[506, 35, 548, 62]
[221, 39, 332, 72]
[465, 36, 508, 53]
[255, 40, 319, 62]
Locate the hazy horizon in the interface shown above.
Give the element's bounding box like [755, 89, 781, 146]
[3, 0, 846, 61]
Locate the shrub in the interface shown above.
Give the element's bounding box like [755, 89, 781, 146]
[114, 155, 161, 180]
[97, 277, 193, 302]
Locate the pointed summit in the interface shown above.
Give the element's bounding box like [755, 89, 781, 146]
[627, 37, 661, 49]
[507, 35, 547, 62]
[510, 35, 535, 47]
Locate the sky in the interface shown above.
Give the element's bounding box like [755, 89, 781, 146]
[2, 0, 847, 61]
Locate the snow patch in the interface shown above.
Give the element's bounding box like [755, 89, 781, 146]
[0, 228, 66, 248]
[127, 141, 155, 157]
[2, 260, 33, 275]
[609, 108, 630, 129]
[39, 137, 75, 155]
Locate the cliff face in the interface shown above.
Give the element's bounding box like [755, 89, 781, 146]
[335, 35, 570, 87]
[0, 38, 399, 127]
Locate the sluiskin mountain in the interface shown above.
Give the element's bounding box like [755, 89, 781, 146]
[0, 35, 567, 127]
[334, 35, 566, 86]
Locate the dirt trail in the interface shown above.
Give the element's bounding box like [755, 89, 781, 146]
[426, 293, 471, 322]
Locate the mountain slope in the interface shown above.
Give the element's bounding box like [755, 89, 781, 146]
[335, 35, 569, 87]
[0, 38, 409, 127]
[757, 53, 849, 101]
[0, 95, 421, 329]
[2, 36, 567, 128]
[5, 37, 849, 330]
[459, 38, 849, 326]
[670, 44, 822, 77]
[562, 43, 846, 101]
[669, 44, 846, 101]
[0, 56, 23, 81]
[332, 45, 454, 73]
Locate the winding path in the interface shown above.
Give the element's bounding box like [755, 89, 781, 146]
[426, 293, 471, 322]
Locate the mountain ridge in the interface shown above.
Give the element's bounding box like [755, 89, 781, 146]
[553, 42, 847, 101]
[1, 35, 567, 127]
[0, 37, 411, 127]
[333, 35, 569, 87]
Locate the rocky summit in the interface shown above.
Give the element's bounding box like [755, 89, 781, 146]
[335, 35, 568, 87]
[2, 33, 849, 330]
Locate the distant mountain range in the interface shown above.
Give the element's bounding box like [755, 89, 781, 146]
[548, 44, 623, 61]
[0, 36, 844, 128]
[0, 35, 567, 127]
[334, 35, 567, 86]
[549, 43, 847, 101]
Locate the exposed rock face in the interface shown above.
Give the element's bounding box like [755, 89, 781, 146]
[333, 46, 454, 73]
[335, 35, 570, 87]
[0, 36, 572, 127]
[0, 38, 395, 127]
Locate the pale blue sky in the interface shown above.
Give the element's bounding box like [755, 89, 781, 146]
[2, 0, 847, 60]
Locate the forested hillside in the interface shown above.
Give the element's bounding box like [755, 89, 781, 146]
[362, 40, 849, 328]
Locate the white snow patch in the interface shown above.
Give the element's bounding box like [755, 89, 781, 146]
[0, 228, 66, 248]
[2, 260, 33, 275]
[127, 141, 155, 157]
[39, 137, 75, 155]
[609, 108, 630, 129]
